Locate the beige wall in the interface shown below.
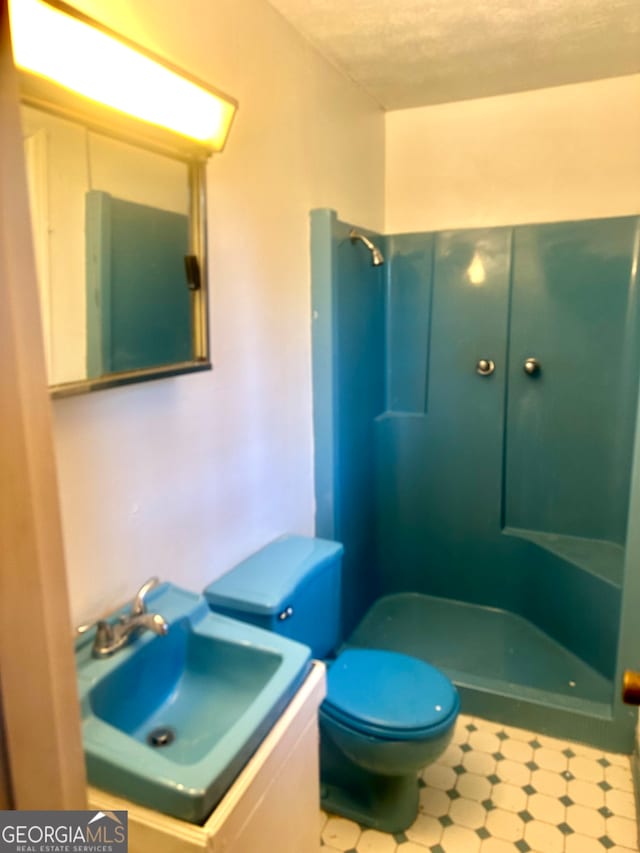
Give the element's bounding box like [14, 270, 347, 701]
[385, 74, 640, 234]
[52, 0, 384, 625]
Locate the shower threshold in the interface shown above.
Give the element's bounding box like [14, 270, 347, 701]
[346, 593, 623, 750]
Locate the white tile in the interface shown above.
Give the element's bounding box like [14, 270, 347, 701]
[357, 828, 396, 853]
[527, 792, 564, 824]
[565, 834, 612, 853]
[422, 763, 456, 791]
[490, 782, 526, 813]
[419, 786, 450, 817]
[452, 716, 473, 744]
[568, 741, 608, 760]
[567, 778, 605, 809]
[405, 813, 442, 847]
[534, 747, 567, 772]
[469, 730, 502, 755]
[606, 763, 635, 793]
[495, 759, 530, 787]
[605, 751, 632, 768]
[606, 788, 637, 820]
[319, 809, 328, 833]
[448, 796, 486, 829]
[565, 803, 606, 838]
[607, 815, 639, 848]
[463, 750, 497, 776]
[438, 742, 464, 768]
[534, 732, 569, 751]
[322, 816, 360, 850]
[568, 755, 605, 783]
[500, 738, 533, 763]
[480, 839, 523, 853]
[500, 723, 538, 742]
[439, 824, 481, 853]
[524, 819, 564, 853]
[485, 808, 524, 842]
[471, 716, 505, 734]
[456, 772, 492, 802]
[530, 768, 566, 797]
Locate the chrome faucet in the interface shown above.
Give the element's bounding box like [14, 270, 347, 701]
[86, 577, 169, 658]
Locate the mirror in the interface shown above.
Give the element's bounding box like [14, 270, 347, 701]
[21, 103, 210, 396]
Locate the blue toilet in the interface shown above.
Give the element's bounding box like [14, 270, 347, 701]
[203, 535, 460, 832]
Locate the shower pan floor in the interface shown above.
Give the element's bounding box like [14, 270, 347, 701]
[346, 593, 613, 718]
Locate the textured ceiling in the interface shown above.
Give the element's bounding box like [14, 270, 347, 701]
[267, 0, 640, 109]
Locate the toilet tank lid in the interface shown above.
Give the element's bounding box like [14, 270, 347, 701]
[203, 535, 344, 616]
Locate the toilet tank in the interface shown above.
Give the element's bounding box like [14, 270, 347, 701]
[203, 535, 344, 659]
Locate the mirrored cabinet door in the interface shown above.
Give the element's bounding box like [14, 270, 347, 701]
[21, 105, 210, 395]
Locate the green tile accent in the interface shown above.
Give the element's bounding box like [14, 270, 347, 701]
[518, 810, 533, 823]
[460, 743, 472, 753]
[488, 774, 501, 785]
[598, 806, 614, 818]
[447, 788, 461, 800]
[598, 780, 613, 791]
[477, 827, 491, 839]
[563, 771, 575, 781]
[497, 731, 509, 741]
[599, 836, 615, 850]
[430, 846, 445, 853]
[515, 841, 531, 852]
[439, 815, 453, 827]
[418, 778, 426, 789]
[563, 748, 576, 758]
[529, 739, 542, 749]
[558, 822, 574, 835]
[559, 795, 573, 806]
[493, 752, 505, 761]
[598, 757, 611, 767]
[482, 799, 496, 811]
[466, 723, 478, 732]
[393, 832, 408, 844]
[453, 764, 466, 775]
[523, 784, 537, 796]
[526, 761, 539, 771]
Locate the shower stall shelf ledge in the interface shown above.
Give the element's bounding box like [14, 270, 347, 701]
[311, 208, 640, 753]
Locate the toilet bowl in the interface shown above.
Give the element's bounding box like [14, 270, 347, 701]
[203, 535, 460, 832]
[318, 647, 458, 830]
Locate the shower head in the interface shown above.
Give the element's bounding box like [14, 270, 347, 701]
[350, 228, 385, 267]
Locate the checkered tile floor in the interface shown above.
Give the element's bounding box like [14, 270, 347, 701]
[320, 713, 638, 853]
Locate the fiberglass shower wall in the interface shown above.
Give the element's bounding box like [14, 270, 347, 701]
[312, 209, 640, 749]
[378, 218, 640, 674]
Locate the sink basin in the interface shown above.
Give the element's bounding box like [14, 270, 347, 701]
[76, 584, 311, 823]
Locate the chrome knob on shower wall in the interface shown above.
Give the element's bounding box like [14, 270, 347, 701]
[476, 359, 495, 376]
[524, 358, 541, 376]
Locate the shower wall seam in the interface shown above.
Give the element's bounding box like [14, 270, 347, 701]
[423, 232, 437, 415]
[499, 227, 516, 531]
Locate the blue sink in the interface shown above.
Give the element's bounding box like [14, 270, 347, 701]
[76, 584, 311, 823]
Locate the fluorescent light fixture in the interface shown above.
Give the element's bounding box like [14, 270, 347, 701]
[9, 0, 237, 153]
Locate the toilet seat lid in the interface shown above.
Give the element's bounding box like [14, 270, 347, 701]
[323, 649, 458, 738]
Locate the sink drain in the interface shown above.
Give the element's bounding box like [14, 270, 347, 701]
[147, 726, 176, 747]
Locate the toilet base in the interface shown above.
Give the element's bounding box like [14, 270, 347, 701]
[320, 731, 420, 833]
[321, 775, 419, 834]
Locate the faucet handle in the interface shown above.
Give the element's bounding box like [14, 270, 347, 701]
[131, 577, 160, 615]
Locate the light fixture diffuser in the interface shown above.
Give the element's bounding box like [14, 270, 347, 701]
[9, 0, 237, 154]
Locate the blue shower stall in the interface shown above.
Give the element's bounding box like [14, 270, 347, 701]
[311, 209, 640, 751]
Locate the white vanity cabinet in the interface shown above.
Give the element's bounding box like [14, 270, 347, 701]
[88, 661, 326, 853]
